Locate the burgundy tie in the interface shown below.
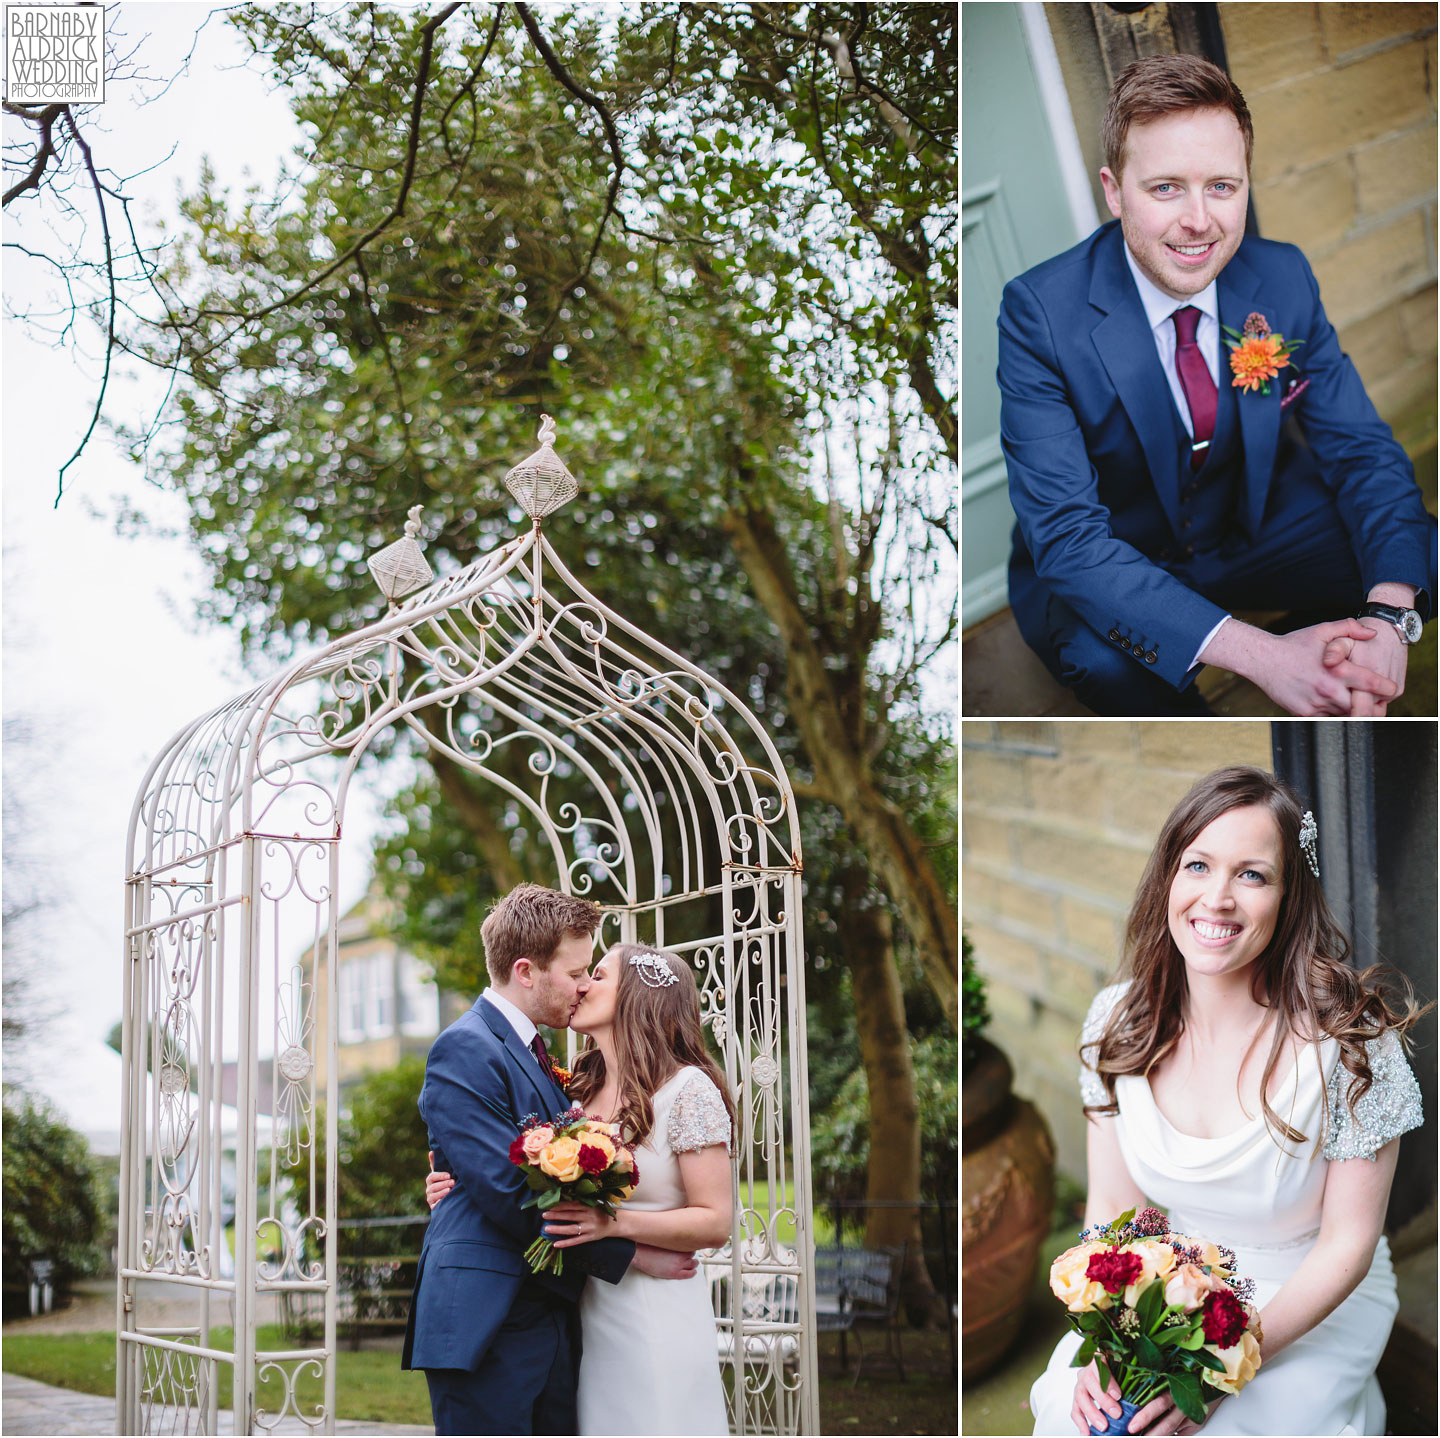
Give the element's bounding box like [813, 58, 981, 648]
[1172, 306, 1217, 472]
[531, 1033, 553, 1077]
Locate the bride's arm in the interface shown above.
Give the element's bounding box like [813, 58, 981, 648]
[547, 1143, 733, 1252]
[1084, 1110, 1151, 1229]
[1255, 1135, 1400, 1363]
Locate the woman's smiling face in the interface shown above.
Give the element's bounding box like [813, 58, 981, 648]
[1167, 804, 1283, 979]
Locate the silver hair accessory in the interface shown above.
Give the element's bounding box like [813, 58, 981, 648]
[629, 951, 678, 988]
[1299, 811, 1319, 878]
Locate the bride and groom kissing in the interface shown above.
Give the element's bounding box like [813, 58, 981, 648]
[401, 883, 736, 1436]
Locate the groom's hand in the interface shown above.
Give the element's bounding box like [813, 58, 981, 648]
[629, 1243, 699, 1281]
[1322, 619, 1407, 717]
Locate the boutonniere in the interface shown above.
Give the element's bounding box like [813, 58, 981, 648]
[550, 1064, 574, 1093]
[1221, 311, 1303, 396]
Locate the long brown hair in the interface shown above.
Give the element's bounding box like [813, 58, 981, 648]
[569, 943, 736, 1148]
[1084, 766, 1429, 1151]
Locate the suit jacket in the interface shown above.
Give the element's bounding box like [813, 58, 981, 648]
[401, 996, 634, 1371]
[999, 220, 1433, 689]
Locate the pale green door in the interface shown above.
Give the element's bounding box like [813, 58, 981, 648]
[962, 2, 1094, 626]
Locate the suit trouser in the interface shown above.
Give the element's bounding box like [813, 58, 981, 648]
[425, 1295, 579, 1436]
[1035, 497, 1437, 717]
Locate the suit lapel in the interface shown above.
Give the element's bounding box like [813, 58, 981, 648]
[475, 997, 567, 1118]
[1217, 247, 1282, 540]
[1090, 228, 1185, 534]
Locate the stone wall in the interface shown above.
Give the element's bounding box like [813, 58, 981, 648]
[961, 720, 1272, 1185]
[1222, 2, 1438, 442]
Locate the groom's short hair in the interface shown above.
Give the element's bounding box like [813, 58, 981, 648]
[1103, 54, 1254, 179]
[481, 882, 600, 984]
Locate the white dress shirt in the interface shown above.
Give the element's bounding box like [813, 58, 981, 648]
[482, 986, 539, 1052]
[1121, 244, 1230, 667]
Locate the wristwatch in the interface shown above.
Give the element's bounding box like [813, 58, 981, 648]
[1357, 602, 1423, 644]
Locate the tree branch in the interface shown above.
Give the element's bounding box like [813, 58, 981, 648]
[2, 102, 64, 207]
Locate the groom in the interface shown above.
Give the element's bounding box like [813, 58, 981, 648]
[1000, 53, 1436, 716]
[401, 883, 697, 1435]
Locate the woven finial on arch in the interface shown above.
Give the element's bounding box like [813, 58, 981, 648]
[503, 413, 579, 519]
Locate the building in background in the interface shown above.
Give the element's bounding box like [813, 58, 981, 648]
[299, 888, 467, 1096]
[963, 1, 1438, 632]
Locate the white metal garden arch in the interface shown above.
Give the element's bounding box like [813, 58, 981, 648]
[117, 419, 818, 1435]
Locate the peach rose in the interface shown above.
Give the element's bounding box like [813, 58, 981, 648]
[1120, 1239, 1178, 1307]
[537, 1136, 584, 1183]
[1203, 1329, 1262, 1395]
[522, 1125, 556, 1161]
[1164, 1261, 1227, 1312]
[1048, 1241, 1113, 1313]
[612, 1145, 635, 1173]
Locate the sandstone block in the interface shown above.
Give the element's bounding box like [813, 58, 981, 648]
[1312, 213, 1432, 329]
[1354, 126, 1438, 217]
[1053, 722, 1138, 759]
[960, 813, 1017, 869]
[1059, 895, 1122, 965]
[1021, 755, 1113, 827]
[1248, 45, 1430, 185]
[1134, 721, 1271, 773]
[1254, 158, 1355, 254]
[1339, 299, 1415, 389]
[1013, 823, 1149, 905]
[1400, 285, 1438, 358]
[962, 749, 1030, 807]
[1221, 4, 1326, 94]
[1319, 3, 1432, 63]
[968, 921, 1046, 995]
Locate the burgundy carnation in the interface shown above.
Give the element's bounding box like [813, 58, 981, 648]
[1201, 1288, 1249, 1348]
[578, 1143, 609, 1176]
[508, 1136, 528, 1165]
[1086, 1247, 1143, 1292]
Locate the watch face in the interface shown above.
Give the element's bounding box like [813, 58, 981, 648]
[1402, 610, 1424, 643]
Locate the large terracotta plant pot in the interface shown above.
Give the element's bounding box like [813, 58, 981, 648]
[962, 1036, 1055, 1383]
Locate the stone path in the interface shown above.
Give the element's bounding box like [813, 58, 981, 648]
[2, 1373, 433, 1435]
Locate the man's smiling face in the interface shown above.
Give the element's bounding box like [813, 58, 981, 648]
[1100, 106, 1249, 300]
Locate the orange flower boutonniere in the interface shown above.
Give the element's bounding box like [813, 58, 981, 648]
[1222, 311, 1303, 396]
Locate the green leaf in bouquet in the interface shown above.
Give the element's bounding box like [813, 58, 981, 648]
[1113, 1207, 1136, 1232]
[1167, 1373, 1206, 1423]
[1073, 1337, 1096, 1368]
[1071, 1309, 1102, 1332]
[1188, 1347, 1227, 1375]
[1175, 1325, 1205, 1350]
[1094, 1355, 1112, 1396]
[536, 1188, 565, 1211]
[1136, 1278, 1163, 1331]
[1134, 1333, 1163, 1369]
[571, 1178, 599, 1197]
[523, 1169, 552, 1192]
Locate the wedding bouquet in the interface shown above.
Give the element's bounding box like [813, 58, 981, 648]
[1049, 1207, 1264, 1433]
[509, 1105, 639, 1275]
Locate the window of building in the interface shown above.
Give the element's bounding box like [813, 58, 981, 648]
[366, 952, 395, 1038]
[338, 959, 366, 1044]
[399, 953, 440, 1037]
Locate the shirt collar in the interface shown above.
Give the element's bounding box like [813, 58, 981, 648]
[1122, 240, 1219, 334]
[482, 986, 538, 1048]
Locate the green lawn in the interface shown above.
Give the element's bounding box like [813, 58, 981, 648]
[3, 1327, 431, 1426]
[3, 1327, 954, 1433]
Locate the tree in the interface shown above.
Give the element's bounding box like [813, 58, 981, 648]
[117, 3, 956, 1317]
[2, 1092, 106, 1319]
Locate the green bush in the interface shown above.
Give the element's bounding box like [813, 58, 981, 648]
[287, 1055, 431, 1258]
[810, 1031, 959, 1203]
[2, 1090, 106, 1320]
[961, 931, 990, 1072]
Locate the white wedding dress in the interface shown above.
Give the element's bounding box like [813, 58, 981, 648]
[578, 1065, 732, 1436]
[1029, 982, 1423, 1437]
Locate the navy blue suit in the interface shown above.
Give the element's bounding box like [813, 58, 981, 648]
[402, 997, 634, 1434]
[999, 220, 1435, 714]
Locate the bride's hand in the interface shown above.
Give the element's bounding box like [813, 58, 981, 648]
[1071, 1360, 1124, 1434]
[1126, 1391, 1224, 1435]
[425, 1153, 454, 1211]
[544, 1200, 614, 1247]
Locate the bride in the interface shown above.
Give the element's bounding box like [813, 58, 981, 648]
[426, 941, 734, 1437]
[1028, 766, 1427, 1437]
